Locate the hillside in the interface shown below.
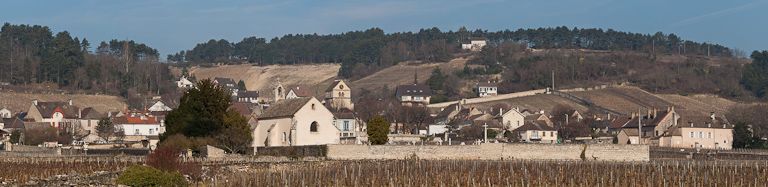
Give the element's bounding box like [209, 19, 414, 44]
[183, 64, 341, 93]
[442, 86, 745, 121]
[0, 92, 127, 114]
[352, 57, 470, 92]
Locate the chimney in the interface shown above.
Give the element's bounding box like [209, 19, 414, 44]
[607, 113, 612, 120]
[68, 99, 73, 106]
[710, 112, 716, 121]
[653, 108, 657, 119]
[707, 122, 711, 128]
[689, 122, 694, 127]
[33, 99, 38, 106]
[78, 109, 82, 119]
[499, 108, 503, 115]
[539, 110, 545, 114]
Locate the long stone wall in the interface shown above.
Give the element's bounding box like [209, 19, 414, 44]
[327, 144, 649, 161]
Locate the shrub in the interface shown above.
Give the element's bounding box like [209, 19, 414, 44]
[367, 115, 390, 145]
[117, 165, 187, 187]
[146, 146, 181, 172]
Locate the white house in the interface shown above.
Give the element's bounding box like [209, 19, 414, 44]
[512, 121, 558, 143]
[396, 84, 432, 106]
[253, 97, 339, 148]
[461, 38, 487, 52]
[0, 108, 11, 118]
[498, 107, 525, 131]
[213, 77, 239, 96]
[112, 113, 165, 148]
[477, 82, 498, 97]
[176, 76, 194, 88]
[333, 108, 363, 144]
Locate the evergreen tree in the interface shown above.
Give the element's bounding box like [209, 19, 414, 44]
[164, 79, 231, 138]
[742, 51, 768, 98]
[237, 80, 247, 90]
[367, 115, 390, 145]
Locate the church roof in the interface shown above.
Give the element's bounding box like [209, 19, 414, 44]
[259, 97, 313, 120]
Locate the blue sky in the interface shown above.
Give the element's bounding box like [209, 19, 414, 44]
[1, 0, 766, 56]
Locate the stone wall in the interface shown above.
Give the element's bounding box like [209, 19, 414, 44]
[327, 144, 649, 161]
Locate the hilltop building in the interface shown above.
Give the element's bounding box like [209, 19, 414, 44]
[461, 37, 487, 52]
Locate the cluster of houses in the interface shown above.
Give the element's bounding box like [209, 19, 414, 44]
[0, 73, 735, 153]
[0, 99, 171, 149]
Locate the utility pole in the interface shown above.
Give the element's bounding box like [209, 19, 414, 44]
[551, 70, 555, 91]
[483, 123, 489, 143]
[637, 107, 642, 144]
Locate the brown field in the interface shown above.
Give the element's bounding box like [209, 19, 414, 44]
[217, 160, 768, 186]
[352, 57, 469, 92]
[464, 94, 590, 114]
[185, 63, 341, 92]
[0, 92, 127, 114]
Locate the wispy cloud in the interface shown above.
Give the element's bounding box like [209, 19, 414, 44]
[668, 0, 768, 28]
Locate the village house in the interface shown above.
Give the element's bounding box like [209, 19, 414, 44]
[77, 107, 105, 143]
[324, 80, 354, 110]
[658, 113, 733, 149]
[496, 107, 525, 130]
[396, 84, 432, 106]
[236, 90, 260, 103]
[512, 120, 558, 143]
[461, 37, 487, 52]
[252, 97, 339, 148]
[213, 77, 239, 96]
[333, 108, 363, 144]
[476, 82, 498, 97]
[617, 107, 680, 145]
[0, 107, 11, 118]
[112, 112, 165, 149]
[286, 86, 313, 99]
[176, 76, 195, 88]
[24, 100, 81, 128]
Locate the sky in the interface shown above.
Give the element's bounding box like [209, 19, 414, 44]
[1, 0, 766, 57]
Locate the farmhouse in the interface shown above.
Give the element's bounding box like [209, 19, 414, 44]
[658, 113, 733, 149]
[496, 107, 525, 130]
[396, 84, 432, 106]
[253, 97, 339, 148]
[617, 107, 679, 145]
[112, 112, 165, 148]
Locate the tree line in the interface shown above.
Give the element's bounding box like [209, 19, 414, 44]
[0, 23, 175, 108]
[171, 26, 732, 79]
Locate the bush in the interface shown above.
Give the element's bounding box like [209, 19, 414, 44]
[367, 115, 390, 145]
[117, 165, 187, 187]
[146, 147, 181, 172]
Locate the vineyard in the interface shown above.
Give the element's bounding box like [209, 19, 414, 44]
[216, 160, 768, 186]
[2, 158, 767, 186]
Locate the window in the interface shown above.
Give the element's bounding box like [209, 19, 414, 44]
[689, 132, 694, 138]
[149, 129, 154, 134]
[550, 132, 553, 137]
[310, 121, 318, 132]
[311, 104, 316, 110]
[339, 85, 344, 89]
[343, 121, 350, 131]
[708, 132, 712, 139]
[698, 132, 703, 138]
[134, 129, 140, 135]
[283, 132, 287, 142]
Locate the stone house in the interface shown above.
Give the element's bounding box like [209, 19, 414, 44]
[286, 86, 313, 99]
[396, 84, 432, 106]
[658, 113, 733, 149]
[24, 100, 80, 128]
[496, 107, 525, 131]
[512, 120, 558, 143]
[617, 107, 680, 145]
[253, 97, 339, 148]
